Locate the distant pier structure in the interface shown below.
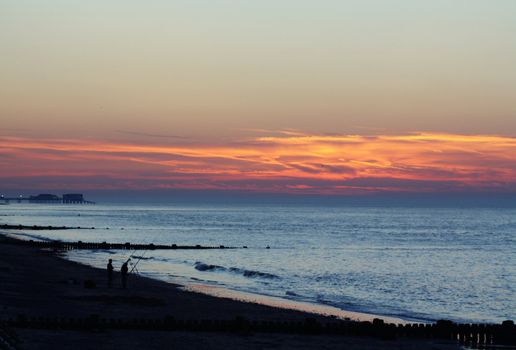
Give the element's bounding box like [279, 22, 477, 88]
[0, 193, 95, 204]
[62, 193, 88, 204]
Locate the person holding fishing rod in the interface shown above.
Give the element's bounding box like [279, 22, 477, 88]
[121, 258, 130, 289]
[119, 231, 158, 289]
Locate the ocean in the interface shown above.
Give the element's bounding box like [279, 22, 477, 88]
[1, 203, 514, 323]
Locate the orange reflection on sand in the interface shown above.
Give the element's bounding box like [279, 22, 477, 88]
[182, 284, 409, 324]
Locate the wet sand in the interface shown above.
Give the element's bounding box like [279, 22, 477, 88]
[0, 234, 458, 349]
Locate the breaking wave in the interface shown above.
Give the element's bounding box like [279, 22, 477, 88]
[194, 262, 225, 272]
[194, 262, 279, 280]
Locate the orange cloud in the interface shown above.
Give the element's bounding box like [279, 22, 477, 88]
[1, 132, 516, 194]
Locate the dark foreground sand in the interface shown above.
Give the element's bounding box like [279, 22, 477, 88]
[0, 234, 458, 349]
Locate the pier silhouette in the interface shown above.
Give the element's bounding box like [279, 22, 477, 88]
[0, 193, 95, 204]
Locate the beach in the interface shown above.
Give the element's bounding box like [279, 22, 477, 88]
[3, 203, 513, 324]
[0, 234, 460, 349]
[3, 0, 516, 347]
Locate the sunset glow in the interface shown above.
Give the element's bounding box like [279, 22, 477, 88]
[2, 1, 516, 197]
[2, 132, 515, 194]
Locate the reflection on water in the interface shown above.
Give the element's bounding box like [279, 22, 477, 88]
[1, 203, 515, 323]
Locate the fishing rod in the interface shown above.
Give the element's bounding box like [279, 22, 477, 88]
[126, 229, 161, 274]
[120, 228, 155, 273]
[124, 248, 137, 267]
[129, 250, 147, 274]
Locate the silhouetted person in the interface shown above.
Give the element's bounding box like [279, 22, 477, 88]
[121, 261, 129, 289]
[107, 259, 114, 288]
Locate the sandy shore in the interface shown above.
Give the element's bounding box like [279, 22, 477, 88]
[0, 234, 458, 349]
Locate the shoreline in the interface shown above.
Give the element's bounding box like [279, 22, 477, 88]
[66, 252, 412, 324]
[0, 233, 460, 349]
[2, 203, 514, 326]
[180, 284, 410, 324]
[4, 230, 413, 324]
[0, 233, 332, 322]
[1, 231, 406, 323]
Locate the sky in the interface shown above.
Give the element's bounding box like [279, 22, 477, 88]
[1, 1, 516, 196]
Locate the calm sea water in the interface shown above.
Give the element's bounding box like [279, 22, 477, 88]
[1, 203, 514, 323]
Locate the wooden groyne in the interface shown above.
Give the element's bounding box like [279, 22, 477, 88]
[4, 239, 240, 251]
[0, 225, 90, 231]
[3, 316, 515, 348]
